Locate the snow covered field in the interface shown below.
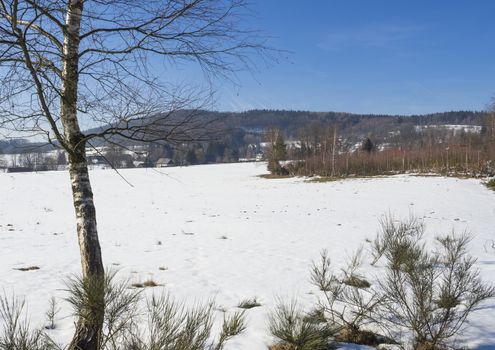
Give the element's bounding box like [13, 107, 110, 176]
[1, 162, 494, 349]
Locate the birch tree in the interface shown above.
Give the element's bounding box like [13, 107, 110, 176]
[0, 1, 268, 349]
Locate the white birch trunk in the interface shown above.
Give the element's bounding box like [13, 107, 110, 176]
[61, 1, 104, 349]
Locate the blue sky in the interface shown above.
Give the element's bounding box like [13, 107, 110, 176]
[210, 0, 495, 115]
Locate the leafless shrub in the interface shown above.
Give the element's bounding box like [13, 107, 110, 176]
[290, 125, 495, 178]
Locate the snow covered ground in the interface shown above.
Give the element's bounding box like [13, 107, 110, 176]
[1, 162, 494, 349]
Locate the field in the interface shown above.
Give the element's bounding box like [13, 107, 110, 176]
[1, 162, 494, 349]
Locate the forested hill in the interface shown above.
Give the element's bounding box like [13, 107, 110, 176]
[0, 110, 487, 153]
[219, 109, 487, 137]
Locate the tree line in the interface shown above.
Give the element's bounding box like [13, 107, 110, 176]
[267, 111, 495, 178]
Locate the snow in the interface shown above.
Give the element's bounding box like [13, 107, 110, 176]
[1, 162, 494, 349]
[414, 124, 483, 134]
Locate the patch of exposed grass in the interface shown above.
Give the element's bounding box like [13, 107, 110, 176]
[335, 327, 396, 347]
[306, 174, 398, 183]
[131, 279, 159, 288]
[14, 266, 40, 271]
[238, 297, 261, 309]
[343, 275, 371, 289]
[303, 307, 327, 324]
[268, 344, 298, 350]
[143, 280, 158, 287]
[258, 174, 293, 179]
[306, 176, 339, 183]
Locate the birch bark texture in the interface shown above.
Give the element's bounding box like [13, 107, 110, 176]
[62, 0, 103, 280]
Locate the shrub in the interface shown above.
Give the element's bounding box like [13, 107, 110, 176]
[0, 271, 246, 350]
[0, 295, 58, 350]
[124, 294, 245, 350]
[486, 178, 495, 190]
[372, 216, 495, 350]
[310, 248, 383, 346]
[267, 159, 289, 176]
[307, 216, 494, 349]
[65, 271, 141, 350]
[44, 297, 59, 330]
[370, 214, 425, 265]
[268, 300, 335, 350]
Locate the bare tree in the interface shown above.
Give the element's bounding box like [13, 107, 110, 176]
[0, 1, 268, 349]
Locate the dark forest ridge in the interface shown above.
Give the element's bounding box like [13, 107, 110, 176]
[172, 109, 488, 141]
[0, 109, 487, 152]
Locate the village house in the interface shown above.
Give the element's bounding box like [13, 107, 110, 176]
[156, 157, 174, 167]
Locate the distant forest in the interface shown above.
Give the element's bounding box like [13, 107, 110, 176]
[224, 109, 486, 138]
[0, 110, 489, 171]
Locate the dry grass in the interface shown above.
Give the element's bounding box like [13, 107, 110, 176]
[258, 173, 293, 179]
[305, 176, 339, 183]
[131, 279, 159, 288]
[237, 297, 261, 309]
[268, 344, 297, 350]
[14, 266, 40, 271]
[335, 327, 395, 347]
[343, 275, 371, 289]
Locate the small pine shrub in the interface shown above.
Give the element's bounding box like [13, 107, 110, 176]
[371, 215, 495, 349]
[125, 294, 246, 350]
[310, 248, 382, 346]
[486, 178, 495, 190]
[0, 295, 58, 350]
[1, 271, 246, 350]
[44, 297, 59, 330]
[268, 300, 334, 350]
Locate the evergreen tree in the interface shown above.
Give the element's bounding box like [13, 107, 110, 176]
[268, 133, 288, 175]
[362, 137, 374, 153]
[273, 135, 287, 161]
